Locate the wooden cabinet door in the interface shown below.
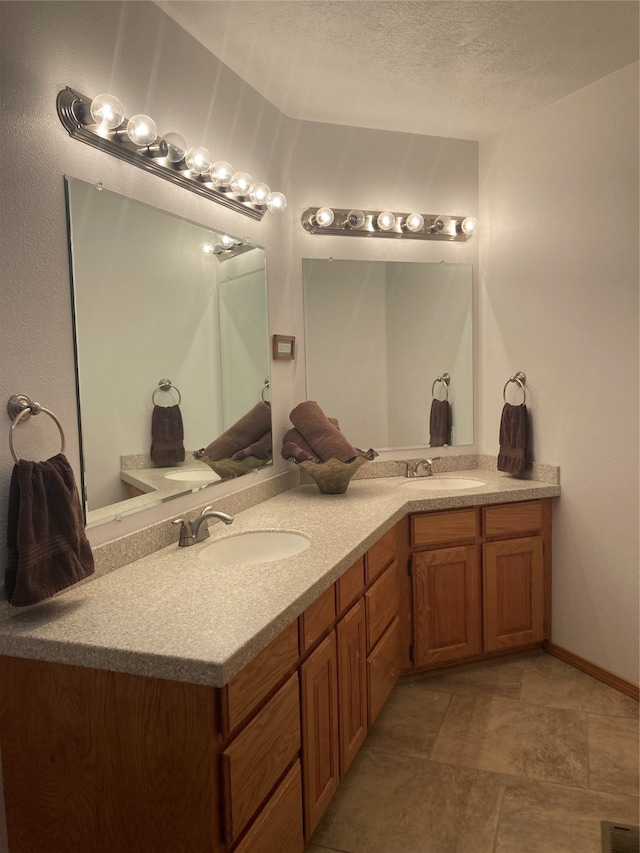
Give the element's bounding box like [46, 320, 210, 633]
[300, 632, 339, 841]
[412, 545, 482, 667]
[367, 616, 401, 726]
[483, 536, 545, 651]
[336, 599, 368, 778]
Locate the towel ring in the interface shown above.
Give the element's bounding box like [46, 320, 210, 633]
[431, 373, 450, 402]
[7, 394, 66, 463]
[261, 378, 270, 403]
[152, 378, 182, 406]
[502, 371, 527, 405]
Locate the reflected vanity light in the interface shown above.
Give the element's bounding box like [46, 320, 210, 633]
[57, 87, 287, 220]
[301, 208, 477, 241]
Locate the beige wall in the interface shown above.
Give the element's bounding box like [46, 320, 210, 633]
[479, 62, 639, 683]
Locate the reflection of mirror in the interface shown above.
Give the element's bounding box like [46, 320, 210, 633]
[65, 177, 271, 527]
[303, 259, 473, 450]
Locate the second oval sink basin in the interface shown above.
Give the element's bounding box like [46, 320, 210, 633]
[165, 470, 219, 483]
[403, 477, 485, 491]
[198, 531, 311, 565]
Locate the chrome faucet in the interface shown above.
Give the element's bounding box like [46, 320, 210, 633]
[403, 457, 440, 478]
[173, 506, 234, 547]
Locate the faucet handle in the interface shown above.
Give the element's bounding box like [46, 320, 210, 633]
[172, 517, 193, 547]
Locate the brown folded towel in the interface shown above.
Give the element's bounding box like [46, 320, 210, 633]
[289, 401, 360, 463]
[281, 427, 321, 463]
[429, 399, 452, 447]
[150, 404, 185, 467]
[231, 431, 273, 461]
[204, 401, 272, 461]
[5, 454, 95, 607]
[497, 403, 530, 476]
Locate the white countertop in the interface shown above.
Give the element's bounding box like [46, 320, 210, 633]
[0, 470, 560, 688]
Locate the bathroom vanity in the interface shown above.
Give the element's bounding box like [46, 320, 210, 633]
[0, 471, 559, 852]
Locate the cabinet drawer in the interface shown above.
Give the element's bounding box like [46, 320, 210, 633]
[222, 621, 299, 734]
[336, 556, 365, 615]
[483, 501, 542, 537]
[365, 525, 398, 584]
[233, 761, 303, 853]
[367, 616, 401, 726]
[300, 585, 336, 653]
[411, 509, 477, 548]
[365, 560, 400, 651]
[223, 673, 300, 846]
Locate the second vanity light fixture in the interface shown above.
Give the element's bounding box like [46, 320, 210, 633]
[301, 208, 478, 241]
[57, 87, 287, 221]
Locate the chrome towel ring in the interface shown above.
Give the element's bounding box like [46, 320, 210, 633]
[431, 373, 450, 402]
[152, 378, 182, 406]
[503, 371, 527, 405]
[261, 378, 270, 403]
[7, 394, 66, 463]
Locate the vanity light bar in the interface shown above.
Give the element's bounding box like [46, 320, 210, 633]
[301, 208, 478, 241]
[56, 87, 287, 221]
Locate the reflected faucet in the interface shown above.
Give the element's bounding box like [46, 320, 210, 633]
[173, 505, 234, 547]
[403, 457, 440, 478]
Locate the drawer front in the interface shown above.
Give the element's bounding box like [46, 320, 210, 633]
[300, 585, 336, 653]
[336, 557, 365, 615]
[223, 673, 301, 845]
[365, 561, 400, 652]
[365, 525, 398, 584]
[411, 509, 477, 548]
[367, 616, 401, 726]
[223, 621, 299, 734]
[483, 501, 543, 538]
[233, 761, 303, 853]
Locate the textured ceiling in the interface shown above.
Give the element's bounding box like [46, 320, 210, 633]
[156, 1, 639, 140]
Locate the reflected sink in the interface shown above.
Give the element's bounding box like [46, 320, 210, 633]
[198, 531, 311, 565]
[165, 470, 219, 483]
[403, 477, 485, 491]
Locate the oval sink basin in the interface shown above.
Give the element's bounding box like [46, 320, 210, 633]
[165, 470, 219, 483]
[403, 477, 485, 491]
[198, 531, 311, 565]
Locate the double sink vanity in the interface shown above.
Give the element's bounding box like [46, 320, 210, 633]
[0, 465, 560, 853]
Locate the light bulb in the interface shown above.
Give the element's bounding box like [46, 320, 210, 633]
[210, 161, 234, 186]
[433, 215, 451, 232]
[249, 182, 271, 205]
[405, 213, 424, 233]
[126, 114, 157, 146]
[163, 133, 187, 164]
[376, 211, 396, 231]
[266, 192, 287, 212]
[89, 93, 125, 130]
[315, 207, 335, 228]
[230, 172, 254, 196]
[460, 216, 478, 236]
[347, 210, 365, 228]
[220, 234, 235, 248]
[185, 146, 213, 175]
[201, 242, 216, 255]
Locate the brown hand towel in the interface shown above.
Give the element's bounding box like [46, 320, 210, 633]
[289, 401, 360, 463]
[497, 403, 530, 476]
[5, 454, 95, 607]
[231, 431, 273, 461]
[150, 404, 185, 467]
[429, 399, 452, 447]
[281, 427, 321, 463]
[204, 401, 272, 461]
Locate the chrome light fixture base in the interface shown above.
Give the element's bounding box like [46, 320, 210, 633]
[301, 207, 474, 240]
[57, 87, 267, 220]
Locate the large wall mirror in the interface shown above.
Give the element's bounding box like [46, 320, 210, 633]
[65, 177, 271, 527]
[303, 259, 473, 450]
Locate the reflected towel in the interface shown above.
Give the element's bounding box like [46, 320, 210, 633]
[231, 430, 273, 461]
[150, 404, 185, 467]
[429, 399, 451, 447]
[289, 401, 360, 463]
[497, 403, 530, 476]
[204, 401, 272, 461]
[5, 454, 94, 607]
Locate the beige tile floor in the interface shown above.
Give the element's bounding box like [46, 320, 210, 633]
[306, 651, 639, 853]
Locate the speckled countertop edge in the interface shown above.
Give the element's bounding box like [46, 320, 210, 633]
[0, 466, 560, 688]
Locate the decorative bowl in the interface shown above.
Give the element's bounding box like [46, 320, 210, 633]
[297, 452, 377, 494]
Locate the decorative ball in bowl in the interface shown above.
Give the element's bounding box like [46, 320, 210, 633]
[297, 451, 377, 494]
